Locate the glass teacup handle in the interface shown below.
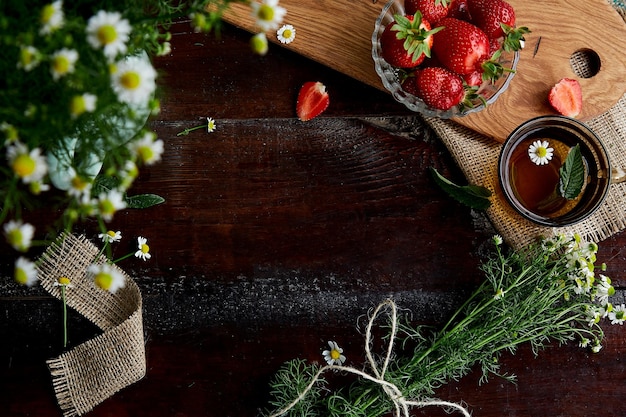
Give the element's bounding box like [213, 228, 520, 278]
[612, 167, 626, 184]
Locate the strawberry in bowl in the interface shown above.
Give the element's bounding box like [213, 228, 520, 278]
[372, 0, 528, 117]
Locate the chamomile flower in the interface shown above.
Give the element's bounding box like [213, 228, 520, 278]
[110, 55, 157, 105]
[39, 1, 64, 35]
[130, 131, 164, 165]
[96, 189, 127, 222]
[69, 93, 97, 118]
[50, 48, 78, 81]
[528, 140, 554, 165]
[207, 117, 216, 133]
[494, 288, 506, 300]
[4, 220, 35, 252]
[88, 263, 125, 293]
[54, 276, 73, 288]
[276, 24, 296, 44]
[99, 230, 122, 243]
[595, 274, 615, 306]
[493, 235, 503, 246]
[6, 141, 48, 184]
[609, 304, 626, 325]
[250, 32, 269, 56]
[17, 46, 41, 71]
[86, 10, 131, 60]
[135, 236, 151, 261]
[66, 167, 93, 199]
[14, 257, 38, 287]
[322, 341, 346, 366]
[251, 0, 287, 32]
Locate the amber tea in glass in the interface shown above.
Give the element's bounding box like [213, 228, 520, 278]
[499, 116, 612, 227]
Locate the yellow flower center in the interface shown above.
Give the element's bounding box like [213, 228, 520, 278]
[12, 154, 36, 178]
[120, 71, 140, 90]
[141, 243, 150, 254]
[52, 55, 70, 75]
[97, 24, 117, 45]
[20, 48, 35, 67]
[536, 147, 547, 158]
[257, 4, 274, 21]
[15, 267, 28, 285]
[106, 230, 117, 238]
[71, 174, 89, 191]
[40, 4, 55, 24]
[138, 146, 154, 163]
[70, 95, 86, 117]
[94, 271, 113, 290]
[7, 229, 23, 248]
[58, 276, 71, 285]
[282, 29, 292, 38]
[99, 199, 115, 215]
[330, 349, 340, 360]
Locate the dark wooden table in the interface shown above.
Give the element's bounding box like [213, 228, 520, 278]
[2, 20, 626, 417]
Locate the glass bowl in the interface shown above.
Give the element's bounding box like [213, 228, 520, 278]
[371, 0, 520, 118]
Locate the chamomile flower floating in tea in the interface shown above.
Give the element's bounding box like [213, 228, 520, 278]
[528, 140, 554, 165]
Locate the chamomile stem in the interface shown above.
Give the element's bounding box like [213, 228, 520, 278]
[176, 124, 205, 136]
[113, 252, 134, 263]
[61, 286, 68, 348]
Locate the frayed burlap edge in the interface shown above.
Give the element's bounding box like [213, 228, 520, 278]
[425, 92, 626, 249]
[36, 233, 146, 417]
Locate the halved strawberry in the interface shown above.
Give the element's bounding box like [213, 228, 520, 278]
[548, 78, 582, 118]
[296, 82, 330, 121]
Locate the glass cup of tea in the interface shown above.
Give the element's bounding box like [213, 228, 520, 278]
[498, 115, 625, 227]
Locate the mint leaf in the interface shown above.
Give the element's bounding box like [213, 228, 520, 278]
[125, 193, 165, 209]
[430, 167, 492, 210]
[558, 144, 585, 200]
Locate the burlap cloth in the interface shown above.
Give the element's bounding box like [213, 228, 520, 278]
[36, 233, 145, 417]
[425, 1, 626, 249]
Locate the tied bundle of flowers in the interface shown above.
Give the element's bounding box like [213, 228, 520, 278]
[264, 234, 621, 417]
[1, 0, 289, 281]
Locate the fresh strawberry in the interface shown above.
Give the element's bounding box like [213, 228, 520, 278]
[447, 0, 470, 20]
[467, 0, 529, 51]
[467, 0, 515, 38]
[462, 70, 483, 87]
[432, 17, 490, 75]
[296, 82, 329, 121]
[405, 0, 455, 24]
[380, 12, 442, 68]
[399, 70, 421, 96]
[548, 78, 582, 118]
[414, 66, 466, 110]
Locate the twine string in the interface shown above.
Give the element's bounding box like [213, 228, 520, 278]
[268, 299, 471, 417]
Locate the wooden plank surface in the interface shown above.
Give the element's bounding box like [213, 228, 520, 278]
[223, 0, 626, 141]
[2, 20, 626, 417]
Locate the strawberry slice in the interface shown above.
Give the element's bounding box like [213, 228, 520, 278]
[296, 81, 329, 121]
[548, 78, 582, 118]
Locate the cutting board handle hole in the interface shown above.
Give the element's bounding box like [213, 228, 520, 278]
[570, 49, 601, 78]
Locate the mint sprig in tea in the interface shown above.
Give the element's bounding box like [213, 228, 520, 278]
[499, 116, 612, 227]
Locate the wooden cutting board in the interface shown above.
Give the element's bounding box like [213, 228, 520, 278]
[223, 0, 626, 142]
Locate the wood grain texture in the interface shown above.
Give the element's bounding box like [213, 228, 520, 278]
[223, 0, 626, 141]
[2, 20, 626, 417]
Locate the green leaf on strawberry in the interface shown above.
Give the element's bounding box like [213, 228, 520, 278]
[500, 23, 531, 52]
[389, 12, 443, 65]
